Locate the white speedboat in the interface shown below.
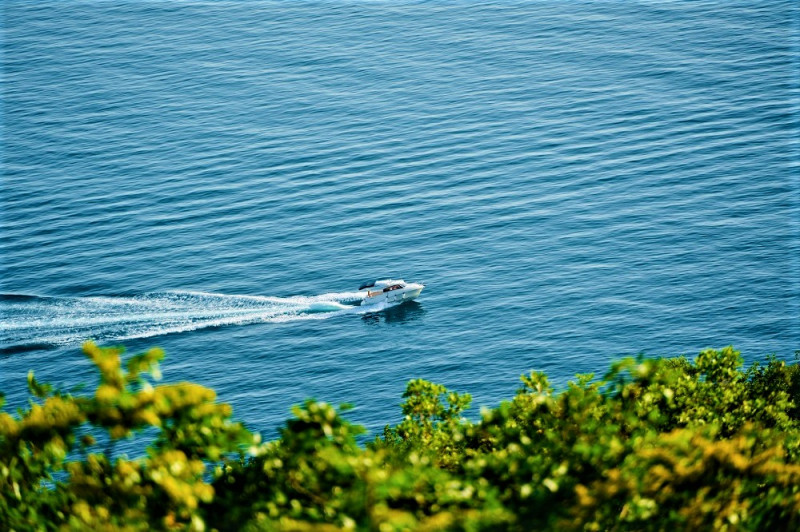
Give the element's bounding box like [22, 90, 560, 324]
[358, 279, 424, 307]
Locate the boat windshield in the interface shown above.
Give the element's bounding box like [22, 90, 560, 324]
[383, 284, 404, 292]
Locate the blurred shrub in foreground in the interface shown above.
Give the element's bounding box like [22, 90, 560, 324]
[2, 344, 800, 530]
[0, 343, 253, 531]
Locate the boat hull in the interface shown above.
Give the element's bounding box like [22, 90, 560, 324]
[361, 283, 424, 307]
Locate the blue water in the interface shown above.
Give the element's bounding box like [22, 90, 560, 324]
[2, 1, 799, 437]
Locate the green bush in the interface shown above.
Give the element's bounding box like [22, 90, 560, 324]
[0, 343, 253, 531]
[2, 344, 800, 531]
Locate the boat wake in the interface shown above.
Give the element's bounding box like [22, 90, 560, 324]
[0, 290, 371, 352]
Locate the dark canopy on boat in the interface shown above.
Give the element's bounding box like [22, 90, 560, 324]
[359, 280, 377, 290]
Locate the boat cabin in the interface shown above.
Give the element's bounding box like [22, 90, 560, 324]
[359, 279, 406, 298]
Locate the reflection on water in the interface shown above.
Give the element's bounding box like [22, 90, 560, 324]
[361, 302, 426, 325]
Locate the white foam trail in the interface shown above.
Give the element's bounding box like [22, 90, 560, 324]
[0, 290, 371, 349]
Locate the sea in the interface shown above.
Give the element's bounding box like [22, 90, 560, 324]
[2, 1, 799, 440]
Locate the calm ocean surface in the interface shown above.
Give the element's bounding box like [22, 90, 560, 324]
[2, 1, 799, 438]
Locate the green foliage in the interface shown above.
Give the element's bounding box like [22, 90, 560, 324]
[375, 379, 473, 471]
[0, 342, 253, 531]
[3, 345, 800, 530]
